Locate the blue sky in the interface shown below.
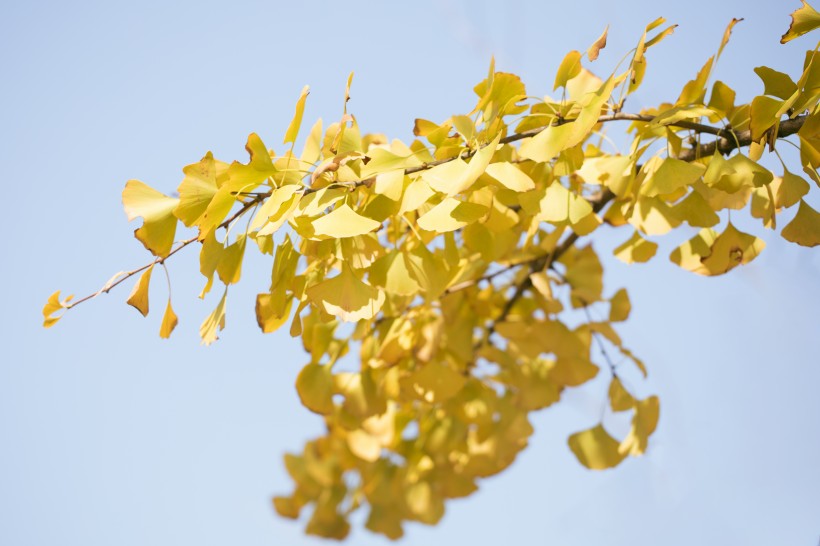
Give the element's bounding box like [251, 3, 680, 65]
[2, 1, 819, 545]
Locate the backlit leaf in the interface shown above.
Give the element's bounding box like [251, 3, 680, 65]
[587, 25, 608, 61]
[311, 203, 382, 239]
[296, 363, 335, 415]
[199, 289, 227, 345]
[485, 161, 535, 191]
[306, 263, 384, 322]
[609, 288, 631, 322]
[613, 231, 658, 264]
[782, 199, 820, 246]
[284, 85, 310, 145]
[554, 50, 582, 90]
[608, 377, 635, 412]
[619, 396, 660, 456]
[42, 290, 73, 328]
[417, 198, 488, 233]
[568, 424, 626, 470]
[122, 180, 179, 258]
[781, 0, 820, 43]
[126, 265, 153, 317]
[159, 299, 178, 339]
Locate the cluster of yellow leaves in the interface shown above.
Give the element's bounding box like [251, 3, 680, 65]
[43, 3, 820, 541]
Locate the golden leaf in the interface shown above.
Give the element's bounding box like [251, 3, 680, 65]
[126, 265, 153, 317]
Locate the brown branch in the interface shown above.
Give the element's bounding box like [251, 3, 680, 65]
[66, 193, 268, 310]
[675, 115, 806, 161]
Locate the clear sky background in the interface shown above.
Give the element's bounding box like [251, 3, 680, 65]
[2, 1, 819, 545]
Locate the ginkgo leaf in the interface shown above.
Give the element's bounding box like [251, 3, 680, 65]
[587, 25, 608, 61]
[42, 290, 73, 328]
[404, 360, 467, 403]
[754, 66, 798, 100]
[521, 76, 616, 163]
[422, 134, 500, 196]
[126, 265, 153, 317]
[718, 18, 743, 60]
[199, 289, 227, 345]
[159, 299, 178, 339]
[568, 424, 626, 470]
[216, 234, 246, 285]
[554, 50, 582, 90]
[609, 288, 631, 322]
[306, 264, 384, 322]
[749, 95, 783, 142]
[417, 198, 488, 233]
[228, 133, 276, 188]
[550, 357, 599, 387]
[576, 156, 635, 197]
[782, 199, 820, 246]
[781, 0, 820, 43]
[347, 429, 381, 462]
[640, 157, 705, 197]
[669, 228, 718, 275]
[700, 222, 766, 275]
[311, 203, 381, 239]
[296, 363, 335, 415]
[619, 396, 660, 456]
[613, 231, 658, 264]
[674, 190, 720, 227]
[284, 85, 309, 145]
[256, 295, 294, 334]
[608, 377, 635, 412]
[174, 152, 224, 227]
[122, 180, 180, 258]
[484, 161, 535, 191]
[250, 184, 302, 234]
[776, 169, 810, 208]
[369, 250, 420, 297]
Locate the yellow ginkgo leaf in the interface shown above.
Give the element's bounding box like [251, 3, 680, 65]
[417, 198, 488, 233]
[776, 169, 810, 208]
[749, 95, 783, 142]
[122, 180, 179, 258]
[311, 203, 381, 239]
[669, 228, 718, 275]
[613, 230, 658, 264]
[369, 250, 420, 297]
[295, 363, 335, 415]
[553, 50, 582, 90]
[550, 357, 599, 387]
[700, 222, 766, 275]
[250, 184, 302, 234]
[346, 429, 381, 462]
[568, 424, 627, 470]
[781, 0, 820, 43]
[674, 190, 720, 227]
[608, 377, 635, 412]
[159, 299, 178, 339]
[399, 178, 435, 214]
[216, 234, 247, 285]
[754, 66, 798, 100]
[284, 85, 309, 145]
[174, 152, 225, 227]
[609, 288, 631, 322]
[306, 263, 384, 322]
[422, 134, 500, 196]
[404, 360, 467, 404]
[199, 289, 227, 345]
[484, 161, 535, 192]
[256, 294, 294, 334]
[227, 132, 276, 188]
[126, 265, 153, 317]
[42, 290, 73, 328]
[619, 396, 660, 456]
[782, 199, 820, 247]
[639, 157, 705, 197]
